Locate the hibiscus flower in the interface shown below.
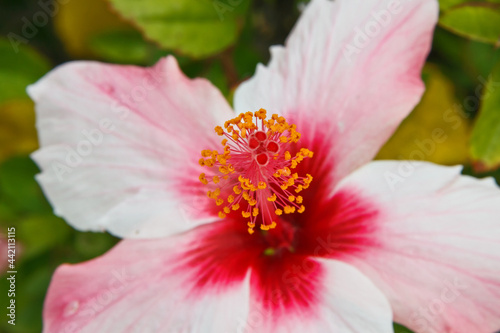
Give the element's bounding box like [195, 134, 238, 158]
[29, 0, 500, 332]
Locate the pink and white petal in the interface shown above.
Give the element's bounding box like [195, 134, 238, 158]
[234, 0, 438, 186]
[245, 258, 393, 333]
[29, 56, 233, 238]
[333, 161, 500, 333]
[43, 223, 252, 333]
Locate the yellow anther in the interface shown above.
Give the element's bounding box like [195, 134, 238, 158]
[267, 194, 277, 202]
[215, 126, 224, 136]
[199, 173, 208, 185]
[256, 110, 267, 120]
[252, 207, 259, 217]
[233, 185, 242, 194]
[200, 109, 313, 233]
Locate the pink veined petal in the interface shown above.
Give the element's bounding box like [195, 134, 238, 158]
[29, 56, 234, 239]
[245, 258, 393, 333]
[44, 217, 394, 333]
[43, 224, 252, 333]
[330, 161, 500, 333]
[234, 0, 438, 187]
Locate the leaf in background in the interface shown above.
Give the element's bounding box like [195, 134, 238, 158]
[0, 156, 49, 214]
[204, 60, 230, 96]
[0, 38, 50, 104]
[0, 99, 38, 162]
[377, 66, 471, 165]
[467, 40, 500, 79]
[470, 61, 500, 172]
[88, 30, 167, 65]
[393, 323, 414, 333]
[74, 232, 119, 260]
[439, 0, 500, 11]
[439, 3, 500, 45]
[17, 215, 71, 258]
[54, 0, 132, 58]
[108, 0, 250, 59]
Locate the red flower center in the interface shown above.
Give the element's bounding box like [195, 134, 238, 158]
[199, 109, 314, 234]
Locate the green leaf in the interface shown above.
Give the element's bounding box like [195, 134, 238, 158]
[0, 156, 49, 214]
[108, 0, 250, 59]
[17, 215, 72, 258]
[0, 38, 50, 104]
[439, 0, 500, 11]
[470, 61, 500, 171]
[393, 323, 414, 333]
[89, 30, 168, 65]
[439, 4, 500, 45]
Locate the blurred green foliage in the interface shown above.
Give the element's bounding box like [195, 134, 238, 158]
[1, 0, 500, 332]
[108, 0, 251, 59]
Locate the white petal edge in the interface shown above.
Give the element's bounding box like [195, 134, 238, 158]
[29, 56, 233, 238]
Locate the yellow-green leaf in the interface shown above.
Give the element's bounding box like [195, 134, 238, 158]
[439, 4, 500, 45]
[108, 0, 250, 59]
[470, 61, 500, 171]
[0, 99, 38, 162]
[0, 38, 50, 104]
[54, 0, 132, 58]
[377, 66, 471, 165]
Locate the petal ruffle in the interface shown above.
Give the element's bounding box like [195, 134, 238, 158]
[234, 0, 438, 186]
[330, 161, 500, 333]
[29, 56, 233, 238]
